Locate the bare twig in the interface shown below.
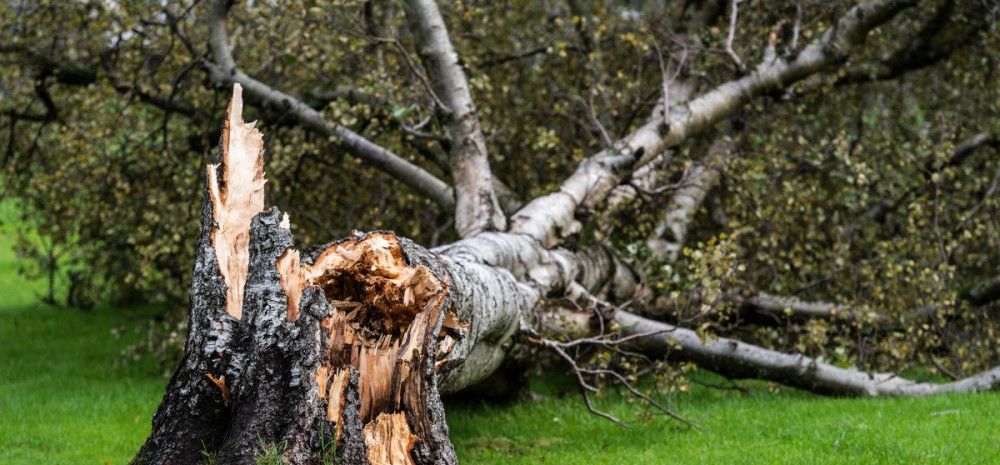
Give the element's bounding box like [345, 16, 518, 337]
[790, 3, 803, 51]
[726, 0, 747, 72]
[531, 335, 698, 428]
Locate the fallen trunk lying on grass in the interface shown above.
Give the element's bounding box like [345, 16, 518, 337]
[133, 86, 626, 465]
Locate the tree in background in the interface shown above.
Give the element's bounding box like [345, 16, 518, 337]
[2, 1, 1000, 464]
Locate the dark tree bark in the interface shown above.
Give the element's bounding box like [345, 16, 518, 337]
[130, 188, 234, 465]
[132, 90, 253, 465]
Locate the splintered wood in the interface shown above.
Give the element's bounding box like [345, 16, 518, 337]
[326, 369, 350, 440]
[207, 84, 266, 319]
[204, 374, 231, 406]
[357, 338, 403, 420]
[364, 413, 417, 465]
[277, 232, 464, 464]
[276, 234, 446, 327]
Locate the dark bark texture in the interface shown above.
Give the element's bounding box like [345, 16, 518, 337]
[136, 206, 462, 465]
[132, 173, 235, 465]
[216, 209, 325, 465]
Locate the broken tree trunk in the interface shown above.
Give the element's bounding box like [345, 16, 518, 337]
[132, 84, 263, 465]
[133, 85, 539, 465]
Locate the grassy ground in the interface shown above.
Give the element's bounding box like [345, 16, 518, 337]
[449, 381, 1000, 465]
[1, 201, 998, 465]
[0, 201, 166, 464]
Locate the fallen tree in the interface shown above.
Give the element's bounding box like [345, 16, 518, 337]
[135, 82, 999, 465]
[124, 1, 1000, 464]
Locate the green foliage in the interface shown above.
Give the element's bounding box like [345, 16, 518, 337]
[318, 424, 339, 465]
[6, 204, 97, 308]
[200, 448, 219, 465]
[1, 1, 998, 375]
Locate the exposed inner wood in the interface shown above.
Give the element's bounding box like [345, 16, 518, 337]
[204, 373, 231, 406]
[207, 83, 266, 319]
[277, 232, 463, 463]
[316, 365, 331, 400]
[326, 369, 350, 441]
[364, 412, 417, 465]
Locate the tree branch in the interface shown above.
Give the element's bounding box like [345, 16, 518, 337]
[305, 85, 526, 216]
[970, 275, 1000, 306]
[835, 0, 989, 86]
[510, 0, 919, 247]
[205, 0, 455, 209]
[725, 0, 747, 72]
[616, 310, 1000, 396]
[0, 44, 97, 85]
[647, 139, 734, 261]
[0, 44, 206, 123]
[841, 131, 996, 238]
[401, 0, 506, 236]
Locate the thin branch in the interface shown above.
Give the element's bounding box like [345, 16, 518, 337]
[531, 335, 697, 428]
[958, 165, 1000, 227]
[725, 0, 747, 72]
[581, 367, 698, 429]
[1, 44, 206, 122]
[841, 132, 996, 238]
[476, 45, 549, 68]
[204, 0, 454, 208]
[790, 3, 802, 51]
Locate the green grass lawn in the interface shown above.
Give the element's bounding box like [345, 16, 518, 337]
[1, 200, 998, 465]
[0, 201, 167, 465]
